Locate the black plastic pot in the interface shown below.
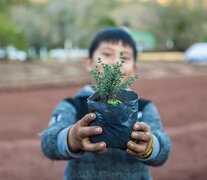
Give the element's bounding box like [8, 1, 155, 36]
[87, 90, 138, 149]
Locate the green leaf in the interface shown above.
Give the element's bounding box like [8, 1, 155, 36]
[90, 54, 138, 102]
[107, 99, 122, 105]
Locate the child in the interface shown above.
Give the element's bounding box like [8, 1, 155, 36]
[41, 28, 171, 180]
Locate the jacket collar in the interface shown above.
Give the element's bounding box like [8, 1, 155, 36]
[75, 85, 94, 97]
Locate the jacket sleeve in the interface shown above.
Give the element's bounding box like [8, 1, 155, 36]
[40, 100, 78, 160]
[141, 102, 171, 166]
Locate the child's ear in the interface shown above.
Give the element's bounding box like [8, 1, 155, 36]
[133, 65, 138, 74]
[84, 57, 93, 72]
[133, 64, 139, 74]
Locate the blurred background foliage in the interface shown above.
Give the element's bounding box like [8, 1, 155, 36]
[0, 0, 207, 52]
[148, 0, 207, 50]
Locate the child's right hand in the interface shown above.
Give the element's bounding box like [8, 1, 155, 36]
[68, 113, 107, 154]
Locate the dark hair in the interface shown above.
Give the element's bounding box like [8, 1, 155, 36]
[89, 27, 137, 62]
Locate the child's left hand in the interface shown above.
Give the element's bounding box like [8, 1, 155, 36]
[126, 122, 153, 158]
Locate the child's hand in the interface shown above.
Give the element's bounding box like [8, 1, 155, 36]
[68, 113, 108, 154]
[126, 122, 153, 158]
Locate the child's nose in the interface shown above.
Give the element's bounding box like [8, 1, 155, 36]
[114, 53, 121, 61]
[107, 60, 116, 66]
[107, 54, 120, 65]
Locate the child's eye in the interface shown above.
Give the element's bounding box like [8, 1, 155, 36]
[103, 52, 112, 57]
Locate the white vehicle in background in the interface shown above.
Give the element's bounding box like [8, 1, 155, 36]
[184, 42, 207, 64]
[6, 46, 27, 61]
[0, 46, 27, 61]
[0, 48, 6, 60]
[48, 48, 88, 61]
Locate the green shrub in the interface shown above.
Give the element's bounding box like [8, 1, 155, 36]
[91, 52, 138, 104]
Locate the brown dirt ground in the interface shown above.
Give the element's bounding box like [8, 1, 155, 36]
[0, 61, 207, 180]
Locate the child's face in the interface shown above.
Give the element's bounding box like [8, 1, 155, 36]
[85, 41, 138, 81]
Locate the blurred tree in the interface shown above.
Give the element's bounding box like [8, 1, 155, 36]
[0, 0, 8, 12]
[95, 15, 117, 28]
[0, 0, 29, 10]
[147, 0, 207, 50]
[7, 0, 29, 5]
[0, 15, 27, 49]
[0, 0, 27, 49]
[10, 0, 119, 50]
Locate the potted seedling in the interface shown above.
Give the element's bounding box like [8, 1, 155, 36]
[87, 52, 139, 149]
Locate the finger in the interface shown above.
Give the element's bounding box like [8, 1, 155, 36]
[131, 131, 151, 142]
[126, 148, 146, 157]
[80, 113, 96, 126]
[82, 140, 106, 152]
[126, 148, 140, 157]
[127, 141, 146, 154]
[95, 148, 108, 154]
[78, 126, 102, 138]
[133, 122, 150, 132]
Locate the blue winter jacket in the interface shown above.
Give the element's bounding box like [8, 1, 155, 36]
[41, 86, 171, 180]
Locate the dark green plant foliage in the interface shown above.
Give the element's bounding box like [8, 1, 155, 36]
[148, 0, 207, 50]
[0, 14, 27, 50]
[91, 52, 138, 103]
